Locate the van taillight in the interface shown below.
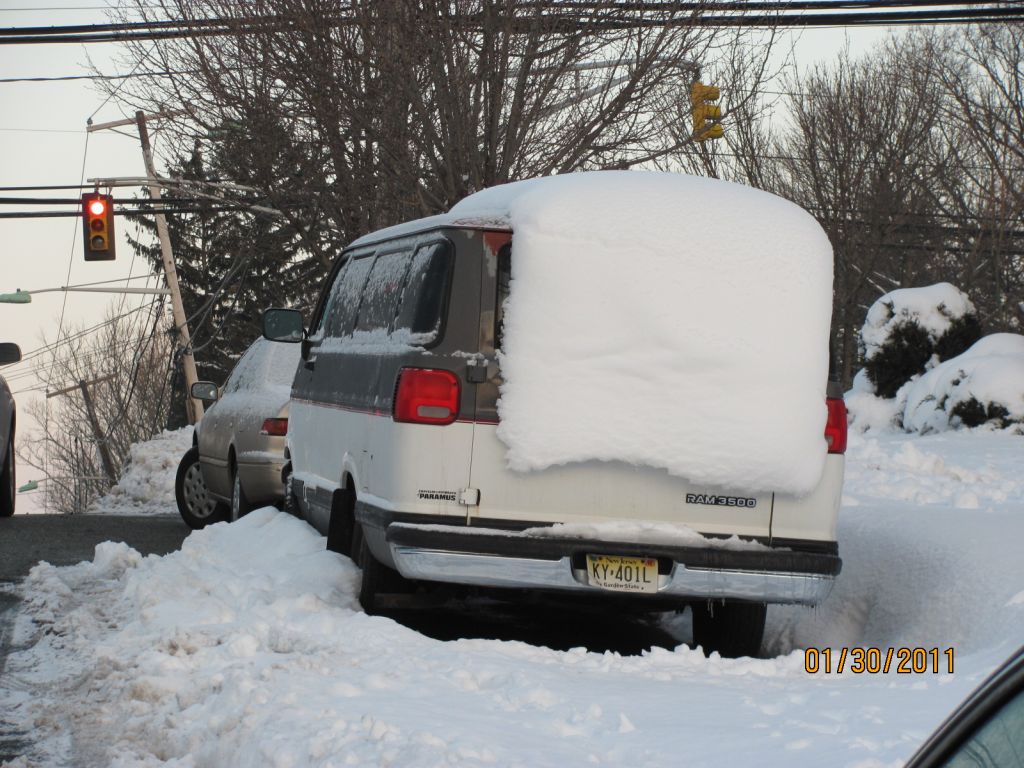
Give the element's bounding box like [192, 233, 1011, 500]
[260, 418, 288, 436]
[393, 368, 460, 425]
[825, 398, 847, 454]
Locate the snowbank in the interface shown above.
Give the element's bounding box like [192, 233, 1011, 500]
[767, 430, 1024, 657]
[450, 171, 834, 495]
[5, 428, 1024, 767]
[903, 333, 1024, 433]
[861, 282, 975, 362]
[844, 369, 906, 433]
[86, 427, 192, 516]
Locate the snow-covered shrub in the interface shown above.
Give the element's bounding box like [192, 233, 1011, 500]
[901, 334, 1024, 433]
[845, 369, 909, 433]
[861, 283, 981, 398]
[862, 320, 933, 400]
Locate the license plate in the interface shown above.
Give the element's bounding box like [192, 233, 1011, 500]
[586, 554, 659, 594]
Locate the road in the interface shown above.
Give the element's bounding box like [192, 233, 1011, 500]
[0, 513, 190, 765]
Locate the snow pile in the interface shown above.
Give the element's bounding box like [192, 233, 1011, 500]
[86, 427, 192, 516]
[523, 521, 771, 551]
[844, 369, 906, 433]
[4, 429, 1024, 766]
[768, 430, 1024, 658]
[449, 171, 834, 495]
[861, 282, 975, 362]
[902, 334, 1024, 433]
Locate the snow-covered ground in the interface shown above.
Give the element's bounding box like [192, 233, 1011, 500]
[2, 427, 1023, 767]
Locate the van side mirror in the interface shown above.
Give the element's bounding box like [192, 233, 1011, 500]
[190, 381, 219, 402]
[0, 343, 21, 366]
[263, 308, 305, 344]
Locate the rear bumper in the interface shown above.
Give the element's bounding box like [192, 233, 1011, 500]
[385, 523, 841, 606]
[236, 456, 285, 505]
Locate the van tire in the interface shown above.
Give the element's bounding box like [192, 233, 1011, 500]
[691, 601, 766, 659]
[282, 471, 299, 517]
[326, 485, 356, 556]
[356, 524, 411, 615]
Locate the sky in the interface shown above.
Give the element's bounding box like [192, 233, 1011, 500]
[0, 0, 891, 512]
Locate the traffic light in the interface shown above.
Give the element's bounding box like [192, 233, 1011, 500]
[81, 192, 116, 261]
[691, 82, 724, 141]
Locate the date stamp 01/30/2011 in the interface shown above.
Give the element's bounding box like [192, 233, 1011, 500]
[805, 647, 955, 675]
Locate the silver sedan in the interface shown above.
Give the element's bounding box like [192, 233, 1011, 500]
[175, 338, 300, 529]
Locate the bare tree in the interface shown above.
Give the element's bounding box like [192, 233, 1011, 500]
[748, 41, 952, 386]
[18, 301, 176, 514]
[929, 25, 1024, 332]
[106, 0, 782, 253]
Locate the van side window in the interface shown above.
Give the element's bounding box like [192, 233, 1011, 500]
[315, 259, 348, 335]
[494, 244, 511, 351]
[356, 250, 414, 333]
[395, 242, 453, 341]
[322, 255, 373, 338]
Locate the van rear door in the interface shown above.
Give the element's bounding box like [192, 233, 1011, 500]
[468, 234, 772, 540]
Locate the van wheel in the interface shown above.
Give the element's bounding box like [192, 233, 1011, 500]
[691, 601, 766, 659]
[326, 485, 356, 556]
[356, 524, 410, 615]
[282, 471, 300, 517]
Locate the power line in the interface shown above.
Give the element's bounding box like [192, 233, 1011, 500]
[0, 70, 177, 83]
[5, 299, 162, 376]
[0, 184, 97, 191]
[1, 3, 1022, 45]
[0, 205, 270, 219]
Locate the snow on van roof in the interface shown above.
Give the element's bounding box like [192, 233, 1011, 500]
[449, 171, 834, 496]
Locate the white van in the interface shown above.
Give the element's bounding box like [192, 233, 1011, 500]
[264, 173, 846, 658]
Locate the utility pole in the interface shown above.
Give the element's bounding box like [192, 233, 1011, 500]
[78, 380, 118, 485]
[86, 109, 204, 423]
[47, 374, 118, 489]
[135, 110, 204, 423]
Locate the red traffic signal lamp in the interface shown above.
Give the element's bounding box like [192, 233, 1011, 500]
[81, 192, 116, 261]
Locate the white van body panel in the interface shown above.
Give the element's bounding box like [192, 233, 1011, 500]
[366, 420, 475, 517]
[770, 455, 845, 542]
[467, 424, 774, 538]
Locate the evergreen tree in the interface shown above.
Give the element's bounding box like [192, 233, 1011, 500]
[125, 137, 318, 427]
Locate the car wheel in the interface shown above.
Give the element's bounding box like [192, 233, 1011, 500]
[355, 523, 411, 615]
[0, 436, 15, 518]
[691, 600, 767, 659]
[230, 467, 252, 522]
[175, 447, 227, 529]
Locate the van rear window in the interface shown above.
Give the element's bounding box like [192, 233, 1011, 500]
[319, 239, 453, 346]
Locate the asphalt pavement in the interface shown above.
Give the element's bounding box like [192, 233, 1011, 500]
[0, 513, 190, 765]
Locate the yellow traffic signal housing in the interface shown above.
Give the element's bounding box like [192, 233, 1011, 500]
[691, 82, 724, 141]
[81, 192, 116, 261]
